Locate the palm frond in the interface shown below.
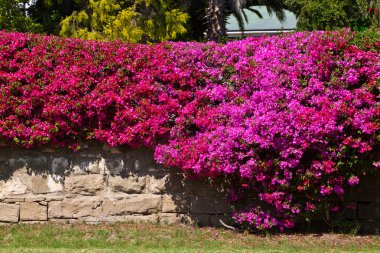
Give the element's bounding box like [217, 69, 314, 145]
[246, 0, 286, 22]
[232, 10, 246, 32]
[266, 4, 286, 22]
[246, 6, 263, 19]
[242, 9, 249, 22]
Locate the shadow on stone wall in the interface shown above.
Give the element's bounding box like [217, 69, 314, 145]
[0, 143, 379, 234]
[286, 171, 380, 235]
[0, 142, 233, 227]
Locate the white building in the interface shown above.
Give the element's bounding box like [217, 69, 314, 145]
[226, 6, 297, 38]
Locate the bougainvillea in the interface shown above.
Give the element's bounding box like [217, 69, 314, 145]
[0, 30, 379, 231]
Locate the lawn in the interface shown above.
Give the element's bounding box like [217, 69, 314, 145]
[0, 223, 379, 252]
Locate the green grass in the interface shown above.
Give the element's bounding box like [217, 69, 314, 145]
[0, 222, 379, 252]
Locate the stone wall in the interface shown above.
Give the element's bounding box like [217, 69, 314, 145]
[0, 143, 379, 233]
[0, 143, 230, 225]
[349, 173, 380, 233]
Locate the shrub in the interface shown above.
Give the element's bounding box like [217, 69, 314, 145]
[0, 30, 379, 231]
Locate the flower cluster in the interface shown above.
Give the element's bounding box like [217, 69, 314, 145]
[0, 30, 379, 231]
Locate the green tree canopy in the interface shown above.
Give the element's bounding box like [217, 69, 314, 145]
[28, 0, 87, 35]
[357, 0, 380, 27]
[59, 0, 189, 43]
[7, 0, 378, 42]
[0, 0, 43, 32]
[284, 0, 372, 30]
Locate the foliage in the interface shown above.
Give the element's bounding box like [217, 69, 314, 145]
[28, 0, 88, 35]
[351, 28, 380, 50]
[357, 0, 380, 27]
[0, 30, 379, 231]
[59, 0, 189, 42]
[0, 0, 43, 33]
[284, 0, 372, 31]
[0, 0, 189, 42]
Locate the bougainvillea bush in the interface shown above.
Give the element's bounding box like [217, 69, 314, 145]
[0, 30, 379, 231]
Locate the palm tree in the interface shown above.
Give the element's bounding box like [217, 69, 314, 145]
[207, 0, 226, 41]
[205, 0, 286, 41]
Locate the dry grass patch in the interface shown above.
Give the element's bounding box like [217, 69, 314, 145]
[0, 222, 379, 252]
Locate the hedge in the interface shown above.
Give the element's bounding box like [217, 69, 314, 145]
[0, 30, 379, 231]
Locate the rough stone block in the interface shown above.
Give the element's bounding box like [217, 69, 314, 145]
[123, 195, 162, 214]
[209, 214, 231, 227]
[162, 194, 189, 213]
[163, 173, 186, 193]
[108, 175, 146, 194]
[118, 214, 159, 224]
[71, 158, 100, 175]
[31, 176, 49, 194]
[103, 195, 162, 215]
[3, 173, 29, 195]
[359, 220, 380, 234]
[2, 170, 62, 195]
[147, 174, 168, 194]
[0, 181, 4, 198]
[352, 173, 380, 202]
[26, 196, 46, 202]
[102, 144, 123, 154]
[47, 176, 64, 193]
[8, 158, 27, 171]
[27, 157, 49, 170]
[345, 202, 358, 220]
[44, 195, 64, 202]
[189, 214, 210, 226]
[79, 153, 98, 158]
[20, 202, 47, 221]
[4, 197, 25, 203]
[48, 197, 103, 219]
[51, 157, 69, 174]
[102, 199, 122, 216]
[0, 159, 9, 176]
[84, 214, 159, 224]
[358, 202, 380, 220]
[124, 148, 165, 173]
[48, 201, 65, 219]
[0, 203, 19, 222]
[183, 180, 226, 198]
[100, 157, 126, 175]
[9, 157, 48, 171]
[65, 175, 104, 195]
[31, 175, 63, 194]
[190, 196, 231, 214]
[159, 213, 193, 225]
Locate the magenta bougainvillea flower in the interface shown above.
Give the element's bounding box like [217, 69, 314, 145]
[0, 30, 379, 231]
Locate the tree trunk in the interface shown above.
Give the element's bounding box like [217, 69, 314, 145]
[207, 0, 226, 42]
